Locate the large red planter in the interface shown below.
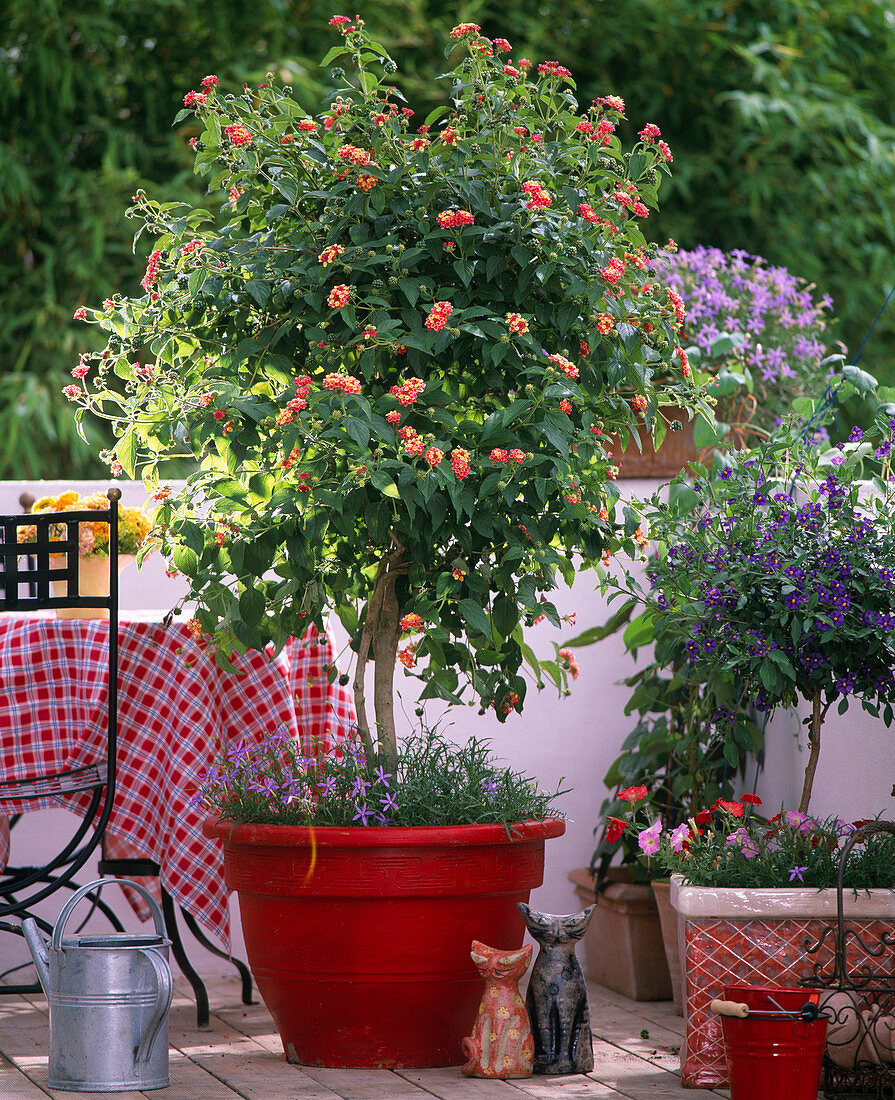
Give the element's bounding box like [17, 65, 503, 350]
[203, 816, 565, 1068]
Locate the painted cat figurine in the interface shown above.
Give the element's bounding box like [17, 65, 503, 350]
[461, 940, 534, 1078]
[518, 902, 596, 1075]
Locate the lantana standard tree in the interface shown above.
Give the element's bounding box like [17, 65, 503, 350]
[71, 17, 710, 759]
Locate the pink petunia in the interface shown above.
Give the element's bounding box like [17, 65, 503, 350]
[638, 820, 662, 855]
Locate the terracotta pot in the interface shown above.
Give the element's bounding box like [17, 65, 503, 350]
[650, 878, 683, 1014]
[609, 405, 699, 480]
[203, 816, 565, 1068]
[51, 554, 135, 620]
[568, 867, 671, 1001]
[670, 875, 895, 1088]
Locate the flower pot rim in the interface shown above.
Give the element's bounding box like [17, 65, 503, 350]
[203, 814, 565, 847]
[669, 872, 895, 919]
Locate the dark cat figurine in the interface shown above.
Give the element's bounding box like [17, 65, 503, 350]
[461, 940, 534, 1078]
[518, 902, 596, 1075]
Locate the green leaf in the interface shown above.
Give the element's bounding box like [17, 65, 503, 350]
[116, 428, 138, 478]
[563, 598, 636, 647]
[723, 740, 740, 767]
[693, 415, 724, 449]
[758, 661, 780, 692]
[273, 176, 298, 205]
[708, 332, 742, 357]
[622, 611, 656, 651]
[842, 364, 878, 394]
[398, 278, 419, 306]
[320, 45, 350, 66]
[370, 469, 400, 498]
[459, 597, 492, 639]
[244, 280, 270, 308]
[492, 594, 518, 638]
[172, 544, 199, 576]
[239, 585, 265, 627]
[344, 416, 369, 449]
[767, 649, 796, 679]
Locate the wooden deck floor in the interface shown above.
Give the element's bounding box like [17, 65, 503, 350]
[0, 975, 733, 1100]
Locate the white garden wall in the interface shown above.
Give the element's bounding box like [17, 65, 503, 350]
[1, 479, 892, 981]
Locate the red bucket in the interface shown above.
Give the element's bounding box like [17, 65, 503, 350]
[721, 984, 827, 1100]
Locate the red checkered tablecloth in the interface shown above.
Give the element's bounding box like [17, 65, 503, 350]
[0, 615, 355, 945]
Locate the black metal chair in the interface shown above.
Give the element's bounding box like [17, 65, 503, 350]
[0, 492, 253, 1022]
[0, 489, 123, 989]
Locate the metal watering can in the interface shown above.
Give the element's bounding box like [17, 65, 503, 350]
[22, 878, 173, 1092]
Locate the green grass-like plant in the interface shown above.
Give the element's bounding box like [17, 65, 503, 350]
[194, 728, 564, 828]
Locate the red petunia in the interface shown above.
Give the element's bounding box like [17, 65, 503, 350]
[606, 818, 627, 844]
[695, 809, 714, 825]
[741, 793, 762, 806]
[715, 799, 745, 818]
[617, 784, 648, 803]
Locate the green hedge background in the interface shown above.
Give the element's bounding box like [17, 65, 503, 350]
[3, 0, 894, 478]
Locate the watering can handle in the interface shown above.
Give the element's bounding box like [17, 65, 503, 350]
[51, 878, 166, 951]
[134, 946, 173, 1069]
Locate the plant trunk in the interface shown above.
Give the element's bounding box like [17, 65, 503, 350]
[797, 690, 824, 814]
[352, 563, 385, 760]
[351, 538, 406, 761]
[372, 568, 401, 760]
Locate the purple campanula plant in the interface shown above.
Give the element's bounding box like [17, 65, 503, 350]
[651, 246, 839, 438]
[190, 727, 563, 827]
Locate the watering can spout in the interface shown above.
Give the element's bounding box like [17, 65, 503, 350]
[21, 918, 51, 995]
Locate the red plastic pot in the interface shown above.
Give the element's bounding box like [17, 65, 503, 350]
[203, 816, 565, 1068]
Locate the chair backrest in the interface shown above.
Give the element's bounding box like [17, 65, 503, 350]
[0, 488, 121, 920]
[0, 488, 121, 614]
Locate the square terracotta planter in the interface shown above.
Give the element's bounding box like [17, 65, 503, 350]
[568, 867, 672, 1001]
[670, 874, 895, 1089]
[609, 405, 699, 479]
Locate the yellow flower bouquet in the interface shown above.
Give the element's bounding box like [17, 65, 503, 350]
[18, 491, 151, 558]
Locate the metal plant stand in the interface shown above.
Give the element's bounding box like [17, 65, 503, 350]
[801, 821, 895, 1099]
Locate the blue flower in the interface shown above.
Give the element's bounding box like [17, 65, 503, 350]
[226, 738, 253, 763]
[352, 802, 372, 825]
